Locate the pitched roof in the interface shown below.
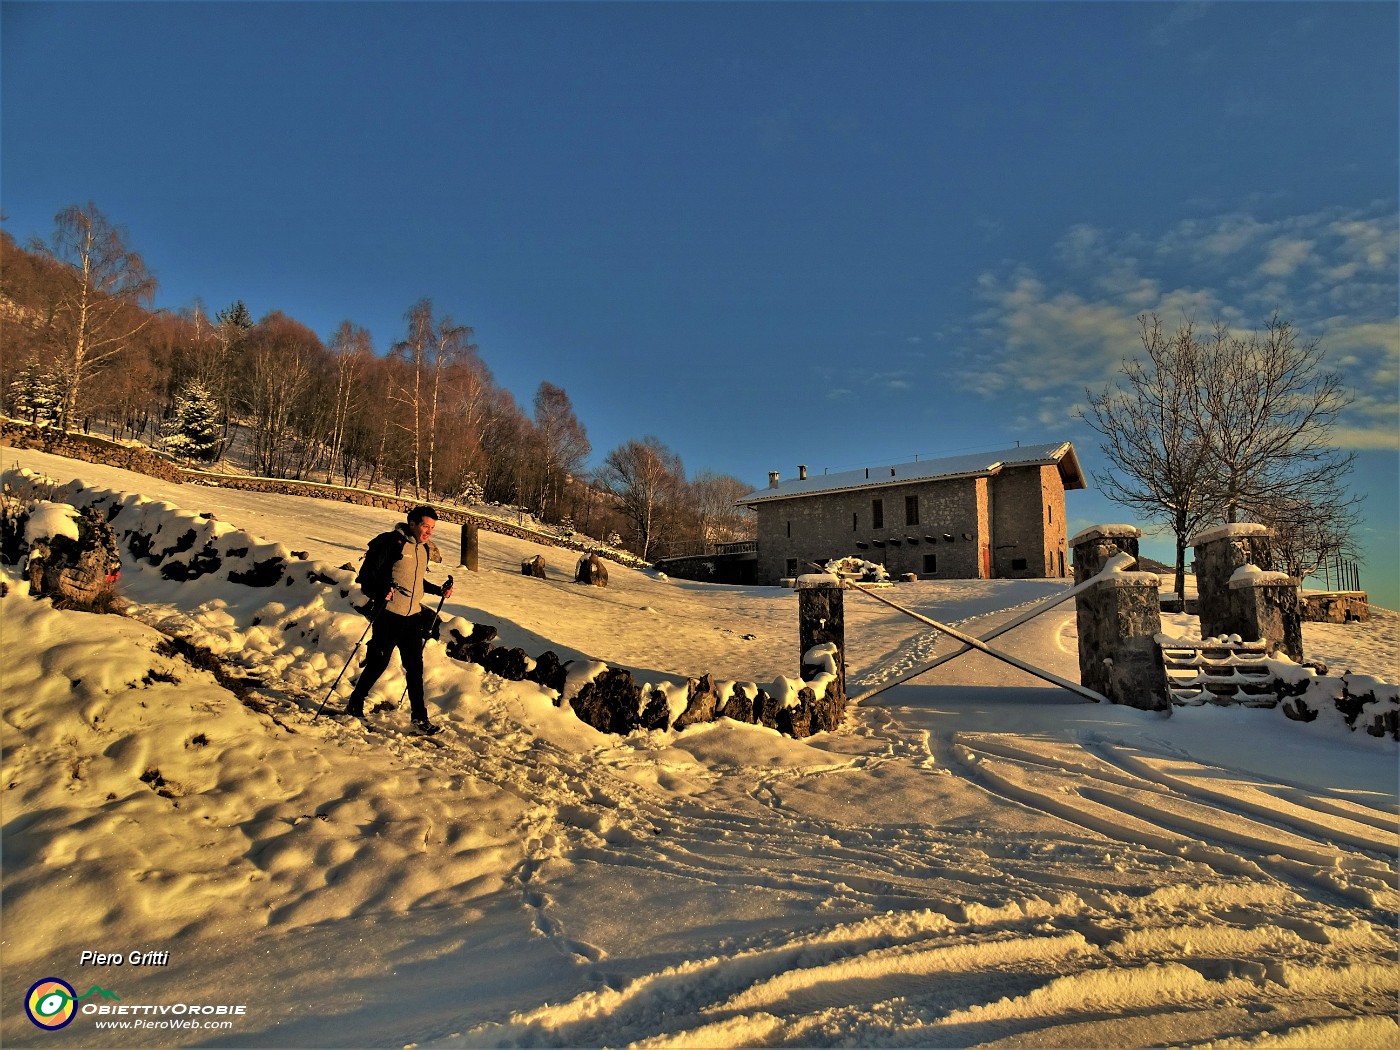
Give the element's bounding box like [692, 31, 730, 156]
[742, 442, 1085, 505]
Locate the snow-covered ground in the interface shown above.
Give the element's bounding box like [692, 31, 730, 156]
[2, 445, 1397, 1049]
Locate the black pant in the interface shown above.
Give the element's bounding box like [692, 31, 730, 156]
[348, 611, 427, 720]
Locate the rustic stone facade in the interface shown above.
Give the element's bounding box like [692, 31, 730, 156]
[745, 444, 1081, 585]
[1300, 592, 1370, 623]
[991, 464, 1070, 579]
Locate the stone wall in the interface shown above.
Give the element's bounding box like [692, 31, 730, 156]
[443, 621, 846, 739]
[652, 551, 758, 585]
[1, 420, 185, 483]
[0, 418, 640, 569]
[1301, 592, 1370, 623]
[992, 464, 1067, 578]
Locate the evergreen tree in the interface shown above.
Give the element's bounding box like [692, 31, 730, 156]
[163, 380, 222, 462]
[8, 361, 65, 427]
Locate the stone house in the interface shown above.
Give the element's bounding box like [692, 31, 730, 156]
[741, 442, 1085, 584]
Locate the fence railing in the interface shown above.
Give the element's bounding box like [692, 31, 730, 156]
[713, 540, 758, 555]
[1318, 557, 1361, 592]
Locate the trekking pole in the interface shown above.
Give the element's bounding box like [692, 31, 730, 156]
[395, 575, 453, 709]
[313, 610, 378, 722]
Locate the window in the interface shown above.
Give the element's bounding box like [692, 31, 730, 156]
[905, 495, 919, 526]
[1011, 557, 1028, 572]
[871, 498, 884, 529]
[923, 553, 937, 573]
[786, 520, 791, 538]
[852, 512, 858, 531]
[786, 558, 798, 577]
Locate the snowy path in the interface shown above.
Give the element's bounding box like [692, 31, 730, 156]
[1, 446, 1396, 1048]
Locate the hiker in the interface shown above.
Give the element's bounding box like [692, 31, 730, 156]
[340, 505, 454, 734]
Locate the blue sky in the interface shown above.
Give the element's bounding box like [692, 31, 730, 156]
[3, 1, 1397, 606]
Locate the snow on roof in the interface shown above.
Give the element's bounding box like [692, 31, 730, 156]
[742, 442, 1085, 505]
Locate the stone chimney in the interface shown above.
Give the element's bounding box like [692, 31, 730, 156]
[798, 465, 808, 481]
[768, 471, 780, 489]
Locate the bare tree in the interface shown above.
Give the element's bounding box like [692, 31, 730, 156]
[31, 202, 156, 431]
[390, 300, 432, 496]
[241, 312, 319, 477]
[1195, 314, 1356, 524]
[1087, 312, 1360, 593]
[389, 300, 476, 498]
[599, 437, 686, 560]
[325, 321, 371, 483]
[1250, 483, 1363, 584]
[426, 314, 474, 498]
[529, 381, 591, 521]
[690, 470, 757, 547]
[1082, 315, 1218, 598]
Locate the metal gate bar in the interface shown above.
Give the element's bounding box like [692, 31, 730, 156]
[811, 563, 1111, 705]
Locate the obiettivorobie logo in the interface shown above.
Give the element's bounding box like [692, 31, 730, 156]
[25, 978, 120, 1030]
[23, 974, 248, 1032]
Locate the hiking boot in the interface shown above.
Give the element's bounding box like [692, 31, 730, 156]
[410, 718, 440, 736]
[341, 692, 367, 717]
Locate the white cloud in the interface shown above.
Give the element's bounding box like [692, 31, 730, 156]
[1325, 425, 1400, 451]
[1258, 237, 1314, 278]
[965, 205, 1399, 451]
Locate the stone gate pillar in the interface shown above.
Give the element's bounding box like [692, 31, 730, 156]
[1070, 525, 1168, 711]
[1192, 524, 1304, 661]
[1190, 524, 1273, 638]
[797, 573, 845, 699]
[1228, 569, 1305, 663]
[1070, 524, 1140, 579]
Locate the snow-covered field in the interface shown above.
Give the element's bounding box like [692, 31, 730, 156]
[2, 445, 1397, 1049]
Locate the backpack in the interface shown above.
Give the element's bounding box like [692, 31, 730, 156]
[355, 528, 407, 601]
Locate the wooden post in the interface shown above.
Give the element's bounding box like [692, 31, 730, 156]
[461, 520, 479, 572]
[797, 575, 845, 699]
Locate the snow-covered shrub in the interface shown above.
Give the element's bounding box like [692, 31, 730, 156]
[824, 556, 891, 584]
[455, 473, 485, 505]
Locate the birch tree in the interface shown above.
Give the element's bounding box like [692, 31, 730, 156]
[427, 314, 474, 498]
[31, 202, 156, 430]
[325, 321, 371, 483]
[390, 300, 431, 496]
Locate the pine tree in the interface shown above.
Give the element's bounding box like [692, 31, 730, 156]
[8, 362, 65, 427]
[162, 380, 222, 462]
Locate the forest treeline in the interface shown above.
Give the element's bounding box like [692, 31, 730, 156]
[0, 204, 754, 561]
